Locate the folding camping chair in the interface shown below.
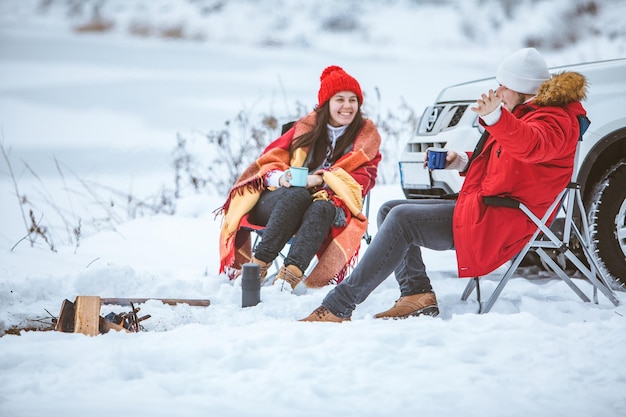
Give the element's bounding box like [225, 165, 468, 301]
[461, 115, 621, 313]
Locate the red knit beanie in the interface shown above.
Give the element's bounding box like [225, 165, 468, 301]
[317, 65, 363, 107]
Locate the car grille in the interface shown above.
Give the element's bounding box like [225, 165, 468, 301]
[404, 141, 447, 153]
[417, 104, 468, 135]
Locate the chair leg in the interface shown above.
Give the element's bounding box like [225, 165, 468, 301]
[563, 246, 619, 306]
[461, 278, 477, 301]
[480, 252, 529, 314]
[536, 248, 590, 302]
[460, 278, 484, 314]
[570, 209, 620, 305]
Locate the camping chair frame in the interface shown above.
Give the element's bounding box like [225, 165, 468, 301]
[461, 115, 620, 313]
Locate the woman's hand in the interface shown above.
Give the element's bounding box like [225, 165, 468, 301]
[279, 172, 324, 188]
[279, 172, 292, 187]
[306, 174, 325, 189]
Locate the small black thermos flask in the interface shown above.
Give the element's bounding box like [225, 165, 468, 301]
[241, 263, 261, 307]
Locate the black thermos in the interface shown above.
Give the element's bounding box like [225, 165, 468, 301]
[241, 263, 261, 307]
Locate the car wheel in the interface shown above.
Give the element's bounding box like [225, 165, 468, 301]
[588, 159, 626, 285]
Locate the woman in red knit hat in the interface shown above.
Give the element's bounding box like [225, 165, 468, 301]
[217, 66, 382, 292]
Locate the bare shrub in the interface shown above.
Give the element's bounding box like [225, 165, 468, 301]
[1, 141, 35, 247]
[2, 140, 175, 252]
[129, 21, 153, 38]
[128, 20, 206, 41]
[73, 17, 114, 33]
[172, 98, 414, 201]
[321, 15, 360, 32]
[72, 1, 114, 33]
[160, 23, 185, 39]
[525, 1, 603, 50]
[173, 111, 285, 198]
[198, 1, 226, 16]
[3, 95, 415, 254]
[362, 89, 419, 185]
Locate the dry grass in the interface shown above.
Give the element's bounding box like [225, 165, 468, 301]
[128, 20, 204, 41]
[73, 17, 114, 33]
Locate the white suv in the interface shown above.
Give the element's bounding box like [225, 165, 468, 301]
[399, 58, 626, 283]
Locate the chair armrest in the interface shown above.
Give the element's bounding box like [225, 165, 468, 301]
[483, 196, 521, 209]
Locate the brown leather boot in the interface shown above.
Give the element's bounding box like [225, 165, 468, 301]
[299, 306, 350, 322]
[251, 256, 271, 284]
[374, 292, 439, 319]
[275, 264, 303, 290]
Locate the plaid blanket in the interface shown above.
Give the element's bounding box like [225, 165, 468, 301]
[216, 111, 381, 287]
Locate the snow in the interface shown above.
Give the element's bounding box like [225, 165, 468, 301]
[1, 1, 626, 416]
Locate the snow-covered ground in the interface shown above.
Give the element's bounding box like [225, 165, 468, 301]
[1, 1, 626, 416]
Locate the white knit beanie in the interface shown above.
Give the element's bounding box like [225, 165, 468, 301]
[496, 48, 551, 95]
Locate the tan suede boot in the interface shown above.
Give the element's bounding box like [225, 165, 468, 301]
[251, 256, 271, 284]
[275, 264, 303, 290]
[299, 306, 350, 323]
[374, 292, 439, 319]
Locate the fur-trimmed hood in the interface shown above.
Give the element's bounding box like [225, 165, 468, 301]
[533, 71, 588, 107]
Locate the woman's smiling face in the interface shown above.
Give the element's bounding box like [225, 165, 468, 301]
[328, 91, 359, 127]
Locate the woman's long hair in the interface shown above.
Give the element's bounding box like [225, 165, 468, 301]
[290, 102, 365, 170]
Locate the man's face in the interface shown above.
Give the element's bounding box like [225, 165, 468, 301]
[496, 85, 529, 112]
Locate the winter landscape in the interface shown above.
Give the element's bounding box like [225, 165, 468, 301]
[1, 0, 626, 416]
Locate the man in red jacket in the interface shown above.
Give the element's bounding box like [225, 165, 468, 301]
[301, 48, 589, 322]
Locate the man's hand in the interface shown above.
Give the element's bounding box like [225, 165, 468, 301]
[470, 89, 502, 116]
[423, 149, 459, 169]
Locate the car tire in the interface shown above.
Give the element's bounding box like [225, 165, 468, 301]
[588, 159, 626, 285]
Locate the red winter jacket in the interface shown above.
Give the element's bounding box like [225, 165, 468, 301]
[453, 72, 588, 277]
